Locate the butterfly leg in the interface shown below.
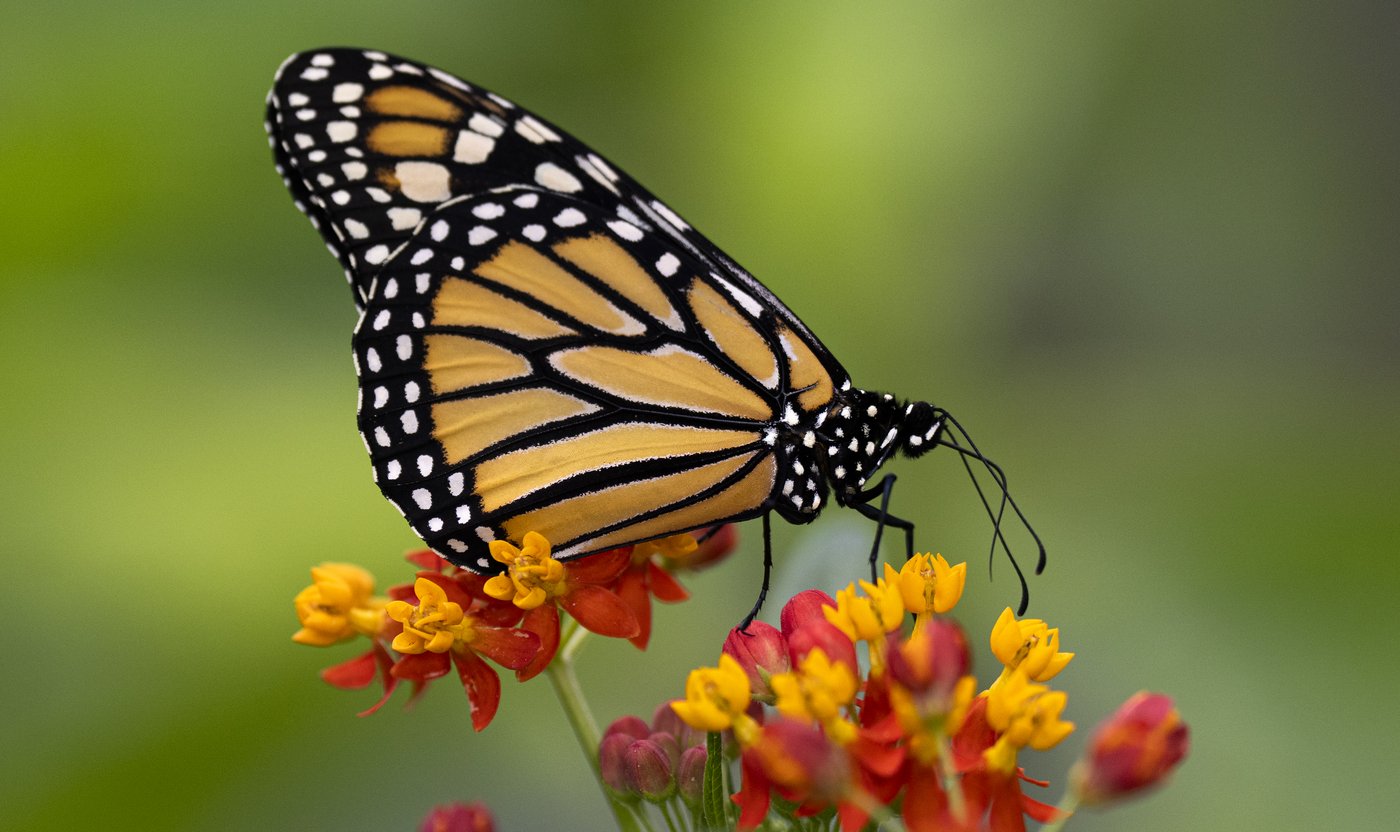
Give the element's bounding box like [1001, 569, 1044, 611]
[850, 474, 916, 581]
[738, 512, 774, 631]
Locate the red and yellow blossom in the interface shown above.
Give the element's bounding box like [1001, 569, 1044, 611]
[823, 566, 905, 644]
[770, 648, 860, 744]
[896, 552, 967, 618]
[483, 531, 638, 680]
[670, 653, 760, 745]
[292, 562, 385, 646]
[386, 575, 540, 731]
[982, 668, 1075, 773]
[989, 607, 1075, 684]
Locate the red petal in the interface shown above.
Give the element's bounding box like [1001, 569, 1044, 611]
[849, 733, 904, 778]
[836, 800, 870, 832]
[358, 646, 403, 717]
[387, 582, 417, 603]
[560, 585, 640, 638]
[616, 566, 653, 650]
[515, 605, 560, 682]
[392, 650, 451, 682]
[952, 697, 997, 772]
[320, 650, 377, 690]
[646, 560, 690, 603]
[733, 753, 773, 832]
[452, 650, 502, 732]
[471, 625, 540, 671]
[988, 775, 1027, 832]
[566, 548, 632, 584]
[902, 765, 947, 832]
[1021, 792, 1065, 823]
[405, 549, 449, 571]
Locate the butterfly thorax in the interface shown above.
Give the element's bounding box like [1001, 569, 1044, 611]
[805, 389, 945, 507]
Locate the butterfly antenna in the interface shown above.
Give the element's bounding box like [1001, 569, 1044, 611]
[932, 410, 1045, 614]
[941, 411, 1046, 574]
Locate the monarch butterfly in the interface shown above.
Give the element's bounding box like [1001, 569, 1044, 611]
[266, 48, 1043, 619]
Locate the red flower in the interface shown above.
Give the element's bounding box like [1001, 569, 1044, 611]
[615, 541, 690, 650]
[385, 575, 539, 731]
[483, 533, 639, 681]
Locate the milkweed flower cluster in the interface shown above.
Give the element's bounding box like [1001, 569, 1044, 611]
[289, 526, 737, 729]
[291, 531, 1186, 830]
[665, 556, 1188, 832]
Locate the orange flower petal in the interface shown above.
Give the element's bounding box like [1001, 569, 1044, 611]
[515, 604, 560, 682]
[471, 625, 541, 671]
[451, 649, 502, 732]
[560, 584, 640, 638]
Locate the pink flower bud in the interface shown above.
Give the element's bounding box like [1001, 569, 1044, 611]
[625, 738, 676, 802]
[787, 618, 857, 671]
[780, 589, 837, 640]
[651, 699, 701, 749]
[603, 714, 651, 742]
[598, 733, 636, 797]
[418, 802, 495, 832]
[1073, 692, 1189, 805]
[723, 620, 790, 700]
[677, 745, 708, 806]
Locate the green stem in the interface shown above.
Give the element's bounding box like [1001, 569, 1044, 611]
[935, 734, 966, 821]
[1037, 792, 1080, 832]
[544, 631, 650, 832]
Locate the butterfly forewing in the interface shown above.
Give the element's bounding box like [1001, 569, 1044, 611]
[269, 48, 851, 571]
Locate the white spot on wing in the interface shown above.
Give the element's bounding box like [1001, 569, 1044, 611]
[516, 115, 560, 143]
[535, 163, 582, 193]
[454, 130, 495, 164]
[332, 83, 363, 103]
[394, 161, 452, 202]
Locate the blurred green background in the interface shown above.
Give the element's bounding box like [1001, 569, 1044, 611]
[3, 2, 1395, 829]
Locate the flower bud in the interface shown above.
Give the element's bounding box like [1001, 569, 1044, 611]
[676, 745, 707, 806]
[651, 699, 701, 749]
[648, 731, 681, 771]
[780, 589, 837, 640]
[887, 618, 969, 703]
[787, 618, 857, 672]
[1072, 692, 1189, 805]
[603, 714, 651, 742]
[598, 733, 636, 798]
[723, 621, 790, 701]
[418, 801, 495, 832]
[625, 738, 676, 802]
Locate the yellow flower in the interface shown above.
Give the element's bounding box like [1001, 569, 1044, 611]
[897, 553, 967, 615]
[983, 668, 1075, 773]
[292, 563, 382, 646]
[671, 654, 760, 745]
[823, 567, 905, 643]
[770, 649, 859, 744]
[989, 607, 1074, 682]
[385, 577, 473, 654]
[633, 532, 698, 561]
[484, 531, 566, 610]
